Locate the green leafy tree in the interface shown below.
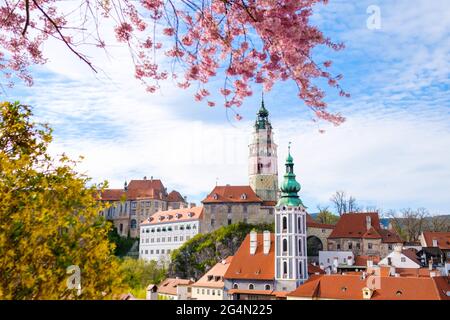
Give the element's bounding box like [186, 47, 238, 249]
[316, 206, 339, 225]
[169, 222, 274, 280]
[119, 257, 166, 298]
[0, 101, 126, 299]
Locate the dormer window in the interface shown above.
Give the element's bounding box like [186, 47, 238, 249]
[188, 212, 194, 218]
[207, 275, 213, 281]
[241, 193, 247, 200]
[176, 213, 182, 219]
[212, 193, 218, 200]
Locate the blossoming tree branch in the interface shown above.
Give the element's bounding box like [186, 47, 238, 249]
[0, 0, 348, 124]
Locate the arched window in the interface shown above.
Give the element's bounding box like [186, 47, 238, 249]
[298, 239, 302, 255]
[298, 217, 301, 232]
[282, 216, 287, 232]
[264, 284, 271, 291]
[130, 219, 137, 229]
[299, 261, 303, 278]
[233, 283, 238, 289]
[283, 238, 288, 253]
[283, 261, 288, 277]
[119, 223, 123, 233]
[248, 284, 254, 290]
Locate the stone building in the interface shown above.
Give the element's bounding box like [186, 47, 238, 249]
[327, 212, 402, 258]
[99, 177, 187, 238]
[201, 185, 274, 233]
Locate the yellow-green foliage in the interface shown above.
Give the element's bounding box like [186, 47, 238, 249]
[0, 101, 126, 299]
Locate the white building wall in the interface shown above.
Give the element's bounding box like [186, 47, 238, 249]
[191, 287, 224, 300]
[319, 251, 354, 270]
[139, 220, 200, 262]
[378, 250, 420, 269]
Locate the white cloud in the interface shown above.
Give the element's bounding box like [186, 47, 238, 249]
[5, 0, 450, 215]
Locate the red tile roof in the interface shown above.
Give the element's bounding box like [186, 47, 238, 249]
[308, 264, 326, 275]
[157, 278, 194, 296]
[167, 190, 185, 202]
[354, 255, 381, 266]
[422, 232, 450, 250]
[192, 257, 233, 289]
[329, 212, 402, 243]
[99, 179, 186, 202]
[202, 185, 262, 203]
[224, 233, 274, 280]
[141, 206, 204, 225]
[287, 274, 450, 300]
[227, 289, 274, 296]
[401, 249, 421, 265]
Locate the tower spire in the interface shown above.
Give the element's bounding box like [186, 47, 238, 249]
[277, 144, 303, 207]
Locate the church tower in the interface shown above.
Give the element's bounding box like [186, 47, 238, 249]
[248, 98, 278, 202]
[274, 144, 308, 292]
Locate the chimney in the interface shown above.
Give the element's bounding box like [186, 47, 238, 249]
[143, 176, 147, 180]
[319, 263, 325, 270]
[250, 231, 257, 255]
[432, 239, 438, 247]
[263, 230, 271, 255]
[367, 259, 374, 268]
[124, 181, 128, 191]
[366, 215, 372, 230]
[394, 245, 402, 253]
[387, 257, 392, 266]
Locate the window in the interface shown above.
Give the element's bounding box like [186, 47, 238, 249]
[298, 239, 302, 255]
[162, 237, 165, 242]
[167, 237, 171, 242]
[142, 229, 145, 234]
[202, 289, 205, 294]
[130, 219, 137, 229]
[145, 250, 148, 254]
[282, 239, 288, 253]
[146, 229, 150, 233]
[212, 290, 215, 296]
[119, 223, 123, 234]
[197, 289, 199, 294]
[167, 249, 171, 253]
[228, 218, 232, 225]
[161, 249, 165, 254]
[265, 284, 271, 291]
[356, 243, 360, 249]
[207, 289, 210, 295]
[150, 250, 153, 254]
[388, 244, 393, 250]
[283, 262, 288, 277]
[146, 238, 149, 243]
[348, 242, 353, 250]
[337, 244, 341, 250]
[368, 243, 373, 249]
[248, 284, 254, 290]
[401, 257, 406, 262]
[151, 238, 154, 243]
[282, 216, 287, 232]
[174, 236, 178, 241]
[180, 236, 184, 241]
[157, 238, 160, 243]
[156, 250, 159, 254]
[186, 236, 190, 240]
[211, 219, 215, 226]
[232, 284, 238, 289]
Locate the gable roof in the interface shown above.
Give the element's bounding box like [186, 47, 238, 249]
[192, 257, 233, 288]
[422, 232, 450, 250]
[99, 179, 186, 202]
[329, 212, 402, 243]
[224, 233, 274, 280]
[167, 190, 185, 202]
[141, 206, 204, 225]
[202, 185, 263, 203]
[157, 278, 193, 296]
[287, 274, 450, 300]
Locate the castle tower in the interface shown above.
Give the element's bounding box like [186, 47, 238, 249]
[248, 98, 278, 202]
[274, 144, 308, 292]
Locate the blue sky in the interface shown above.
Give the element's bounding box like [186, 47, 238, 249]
[4, 0, 450, 215]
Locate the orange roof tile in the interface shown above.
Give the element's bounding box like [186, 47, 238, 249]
[202, 185, 262, 203]
[354, 255, 381, 266]
[141, 206, 203, 225]
[287, 274, 450, 300]
[308, 264, 326, 275]
[192, 257, 233, 289]
[224, 233, 274, 280]
[167, 190, 185, 202]
[157, 278, 193, 296]
[100, 179, 187, 202]
[329, 212, 402, 243]
[422, 232, 450, 250]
